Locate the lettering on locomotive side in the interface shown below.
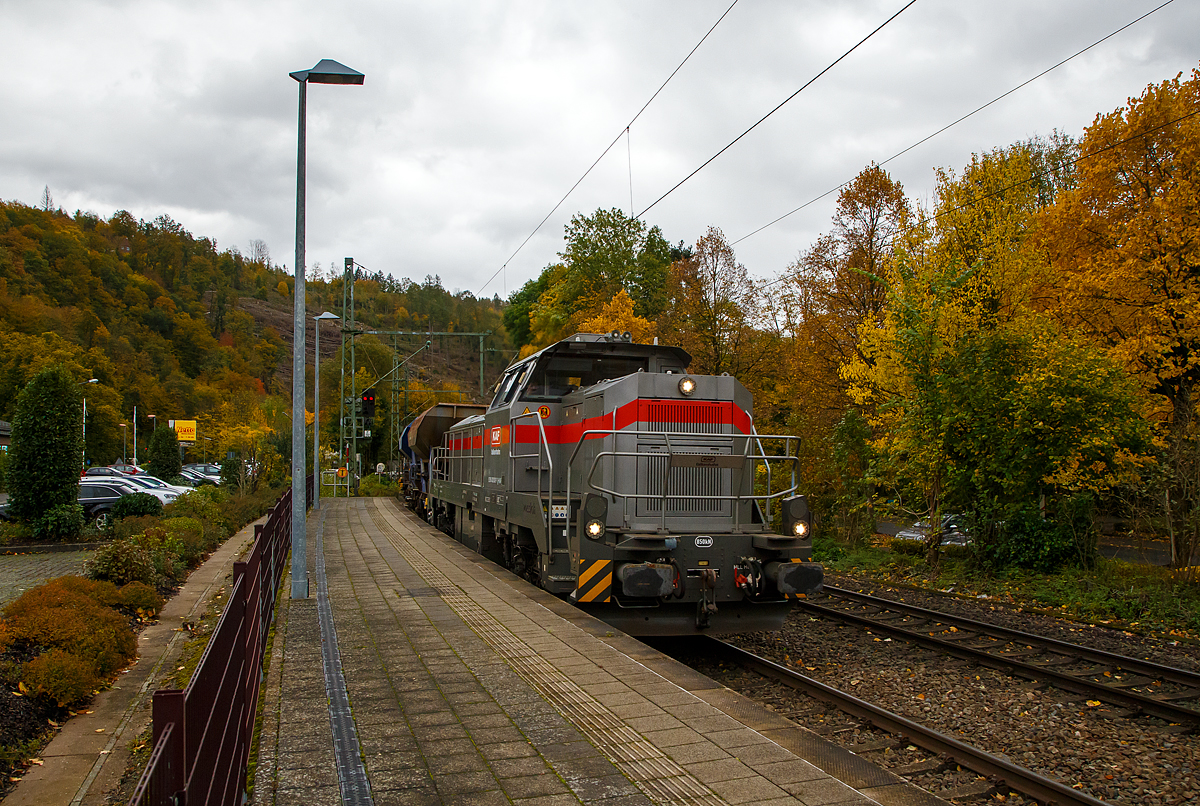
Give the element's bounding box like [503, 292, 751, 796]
[694, 535, 714, 548]
[487, 476, 504, 485]
[490, 426, 502, 445]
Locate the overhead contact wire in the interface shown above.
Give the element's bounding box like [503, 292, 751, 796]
[761, 104, 1200, 292]
[477, 0, 742, 295]
[637, 0, 920, 218]
[733, 0, 1178, 246]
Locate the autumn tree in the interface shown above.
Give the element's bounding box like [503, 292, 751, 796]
[508, 209, 676, 351]
[1039, 68, 1200, 567]
[578, 289, 656, 343]
[659, 227, 776, 384]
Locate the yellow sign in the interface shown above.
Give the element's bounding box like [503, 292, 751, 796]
[173, 420, 197, 442]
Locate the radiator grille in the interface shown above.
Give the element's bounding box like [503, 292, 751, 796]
[646, 401, 724, 434]
[638, 450, 726, 514]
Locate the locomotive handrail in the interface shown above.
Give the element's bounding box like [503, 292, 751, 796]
[429, 446, 449, 480]
[751, 431, 798, 525]
[565, 427, 800, 532]
[509, 409, 553, 536]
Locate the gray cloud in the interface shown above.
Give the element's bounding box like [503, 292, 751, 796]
[3, 0, 1196, 298]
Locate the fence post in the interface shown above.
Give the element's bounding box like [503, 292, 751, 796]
[152, 689, 187, 804]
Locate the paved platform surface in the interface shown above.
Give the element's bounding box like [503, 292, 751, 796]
[254, 498, 921, 806]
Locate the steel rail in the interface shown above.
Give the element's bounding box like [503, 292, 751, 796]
[824, 586, 1200, 688]
[797, 595, 1200, 725]
[704, 637, 1114, 806]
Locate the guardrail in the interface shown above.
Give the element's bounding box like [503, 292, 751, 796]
[129, 475, 313, 806]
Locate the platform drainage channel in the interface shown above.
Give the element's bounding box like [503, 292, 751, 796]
[315, 509, 374, 805]
[371, 505, 727, 806]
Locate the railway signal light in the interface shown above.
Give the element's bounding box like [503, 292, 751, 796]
[361, 390, 375, 419]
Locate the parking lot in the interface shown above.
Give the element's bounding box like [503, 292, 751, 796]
[0, 547, 95, 607]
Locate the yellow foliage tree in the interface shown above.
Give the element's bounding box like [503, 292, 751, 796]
[577, 289, 656, 343]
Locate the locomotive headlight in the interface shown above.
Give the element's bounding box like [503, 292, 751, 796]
[782, 494, 811, 541]
[678, 376, 696, 396]
[585, 519, 606, 539]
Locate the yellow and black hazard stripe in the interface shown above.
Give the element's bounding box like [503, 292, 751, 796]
[576, 559, 612, 603]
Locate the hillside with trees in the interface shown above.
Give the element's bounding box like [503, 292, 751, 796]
[0, 201, 511, 478]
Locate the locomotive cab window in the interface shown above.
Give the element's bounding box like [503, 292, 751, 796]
[522, 355, 649, 401]
[490, 363, 533, 410]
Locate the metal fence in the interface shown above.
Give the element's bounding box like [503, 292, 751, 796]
[129, 476, 312, 806]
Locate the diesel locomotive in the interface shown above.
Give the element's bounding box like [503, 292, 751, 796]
[399, 331, 822, 635]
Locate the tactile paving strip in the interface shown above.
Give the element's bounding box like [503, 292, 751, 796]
[369, 503, 728, 806]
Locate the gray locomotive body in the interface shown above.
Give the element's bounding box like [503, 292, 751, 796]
[404, 332, 822, 635]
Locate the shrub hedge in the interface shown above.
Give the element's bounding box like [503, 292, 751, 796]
[3, 483, 282, 711]
[112, 492, 164, 520]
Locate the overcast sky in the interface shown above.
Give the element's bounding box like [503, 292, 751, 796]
[3, 0, 1197, 298]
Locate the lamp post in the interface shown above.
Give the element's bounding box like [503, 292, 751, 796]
[120, 423, 127, 463]
[79, 379, 98, 473]
[290, 59, 364, 599]
[313, 311, 340, 510]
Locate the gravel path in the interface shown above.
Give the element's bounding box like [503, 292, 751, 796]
[701, 574, 1200, 806]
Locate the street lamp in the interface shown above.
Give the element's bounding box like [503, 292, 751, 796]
[79, 378, 98, 472]
[290, 59, 364, 599]
[148, 414, 157, 430]
[313, 311, 340, 511]
[120, 423, 127, 463]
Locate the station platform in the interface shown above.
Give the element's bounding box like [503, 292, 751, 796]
[253, 498, 931, 806]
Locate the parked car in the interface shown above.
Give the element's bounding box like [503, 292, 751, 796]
[178, 468, 216, 487]
[85, 466, 134, 478]
[895, 514, 971, 547]
[134, 474, 192, 496]
[78, 480, 134, 527]
[109, 475, 180, 504]
[109, 462, 143, 475]
[183, 463, 222, 482]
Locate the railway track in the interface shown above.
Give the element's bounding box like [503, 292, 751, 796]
[799, 586, 1200, 727]
[700, 636, 1112, 806]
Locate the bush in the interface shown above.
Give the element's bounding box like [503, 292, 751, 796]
[130, 527, 186, 582]
[3, 580, 137, 677]
[112, 492, 163, 520]
[166, 486, 230, 534]
[0, 520, 33, 546]
[160, 516, 210, 565]
[978, 498, 1096, 573]
[86, 539, 157, 587]
[6, 364, 82, 523]
[41, 575, 120, 608]
[358, 474, 399, 497]
[21, 649, 99, 707]
[33, 502, 85, 542]
[116, 582, 165, 616]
